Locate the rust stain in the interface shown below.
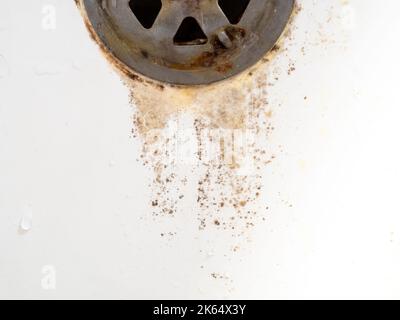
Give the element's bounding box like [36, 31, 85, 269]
[169, 26, 246, 73]
[73, 0, 352, 284]
[75, 0, 302, 241]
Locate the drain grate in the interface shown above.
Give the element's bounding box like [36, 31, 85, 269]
[82, 0, 294, 85]
[218, 0, 251, 25]
[174, 17, 208, 46]
[129, 0, 162, 29]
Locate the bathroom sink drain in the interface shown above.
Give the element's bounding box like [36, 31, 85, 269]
[81, 0, 294, 85]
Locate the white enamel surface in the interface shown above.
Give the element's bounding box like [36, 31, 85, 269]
[1, 0, 400, 299]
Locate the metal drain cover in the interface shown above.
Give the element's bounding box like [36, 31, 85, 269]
[82, 0, 294, 85]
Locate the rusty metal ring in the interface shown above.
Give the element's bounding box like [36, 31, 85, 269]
[81, 0, 295, 85]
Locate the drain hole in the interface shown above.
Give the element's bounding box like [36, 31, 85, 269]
[129, 0, 162, 29]
[218, 0, 250, 24]
[174, 17, 208, 46]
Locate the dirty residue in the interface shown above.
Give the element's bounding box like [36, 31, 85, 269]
[129, 67, 275, 237]
[125, 19, 301, 241]
[77, 0, 301, 242]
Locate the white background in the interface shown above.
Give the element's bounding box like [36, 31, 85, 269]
[1, 0, 400, 299]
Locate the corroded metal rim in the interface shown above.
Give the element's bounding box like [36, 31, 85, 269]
[81, 0, 295, 85]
